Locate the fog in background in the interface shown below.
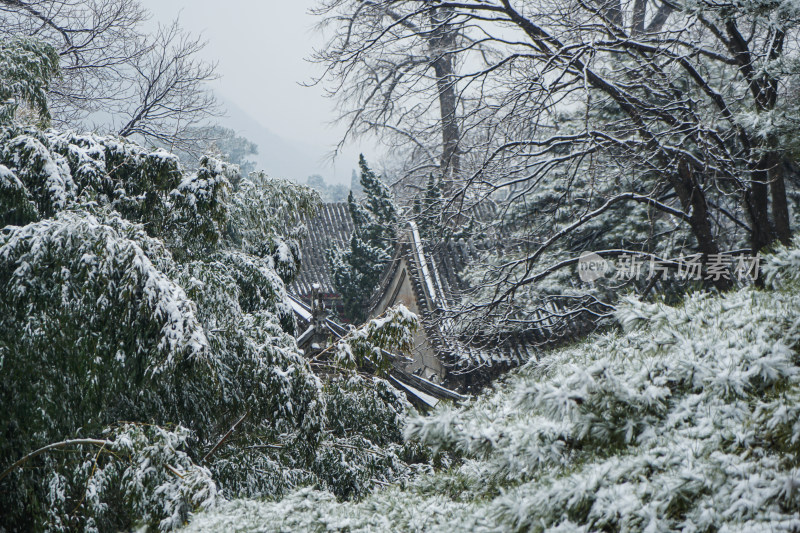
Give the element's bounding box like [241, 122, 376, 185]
[139, 0, 371, 184]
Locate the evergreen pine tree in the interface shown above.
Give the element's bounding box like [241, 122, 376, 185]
[412, 174, 443, 239]
[350, 168, 364, 199]
[329, 155, 398, 322]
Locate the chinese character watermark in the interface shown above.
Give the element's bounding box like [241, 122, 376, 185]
[578, 252, 760, 283]
[577, 252, 610, 282]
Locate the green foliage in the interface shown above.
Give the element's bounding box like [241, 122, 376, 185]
[0, 129, 329, 530]
[187, 241, 800, 532]
[0, 37, 59, 126]
[313, 375, 427, 501]
[0, 41, 428, 531]
[0, 126, 184, 228]
[29, 424, 217, 533]
[332, 304, 419, 376]
[328, 155, 399, 322]
[0, 162, 38, 225]
[206, 373, 425, 503]
[0, 128, 77, 219]
[0, 212, 221, 531]
[324, 375, 408, 446]
[354, 155, 397, 250]
[412, 174, 443, 239]
[169, 156, 233, 259]
[0, 114, 426, 531]
[226, 171, 320, 284]
[174, 258, 323, 441]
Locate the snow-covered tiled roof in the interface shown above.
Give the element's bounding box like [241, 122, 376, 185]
[288, 201, 549, 389]
[287, 292, 466, 405]
[290, 203, 354, 297]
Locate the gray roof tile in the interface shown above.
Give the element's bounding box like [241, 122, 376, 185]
[290, 203, 354, 297]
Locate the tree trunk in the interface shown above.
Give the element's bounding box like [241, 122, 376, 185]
[674, 160, 731, 291]
[768, 149, 792, 245]
[747, 156, 777, 254]
[429, 8, 461, 194]
[631, 0, 646, 35]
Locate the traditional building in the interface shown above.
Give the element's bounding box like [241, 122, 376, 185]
[288, 289, 465, 409]
[289, 203, 354, 320]
[289, 203, 553, 395]
[287, 203, 466, 406]
[366, 221, 548, 392]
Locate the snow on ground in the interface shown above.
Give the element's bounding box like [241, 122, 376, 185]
[184, 241, 800, 532]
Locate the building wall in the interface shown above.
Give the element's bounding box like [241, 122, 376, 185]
[370, 257, 446, 383]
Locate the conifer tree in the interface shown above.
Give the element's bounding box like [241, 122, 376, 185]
[412, 174, 443, 240]
[349, 168, 364, 199]
[329, 155, 399, 322]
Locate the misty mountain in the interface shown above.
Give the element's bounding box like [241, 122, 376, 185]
[219, 97, 335, 184]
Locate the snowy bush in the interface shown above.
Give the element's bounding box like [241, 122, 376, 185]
[314, 375, 432, 500]
[33, 424, 217, 532]
[0, 129, 318, 529]
[0, 37, 59, 126]
[174, 257, 324, 442]
[0, 128, 430, 533]
[169, 156, 232, 259]
[226, 171, 319, 283]
[332, 304, 419, 375]
[186, 242, 800, 532]
[0, 211, 208, 434]
[204, 372, 427, 503]
[0, 161, 37, 225]
[0, 40, 431, 532]
[0, 212, 221, 530]
[0, 126, 184, 228]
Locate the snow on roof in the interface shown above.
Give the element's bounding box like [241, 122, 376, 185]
[409, 220, 441, 307]
[296, 325, 316, 347]
[287, 294, 312, 321]
[290, 203, 354, 297]
[287, 290, 464, 404]
[389, 376, 439, 408]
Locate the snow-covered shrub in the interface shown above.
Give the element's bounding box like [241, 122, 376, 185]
[324, 375, 408, 447]
[0, 120, 327, 530]
[207, 374, 428, 503]
[313, 375, 432, 499]
[185, 241, 800, 532]
[209, 250, 295, 331]
[169, 156, 232, 259]
[0, 161, 38, 225]
[35, 424, 216, 533]
[0, 126, 184, 229]
[174, 258, 324, 442]
[0, 211, 208, 436]
[762, 234, 800, 289]
[0, 128, 77, 218]
[0, 37, 59, 126]
[226, 171, 319, 283]
[333, 304, 419, 375]
[0, 212, 224, 528]
[0, 44, 427, 528]
[199, 303, 425, 502]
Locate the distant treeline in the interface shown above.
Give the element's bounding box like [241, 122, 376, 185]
[305, 172, 363, 203]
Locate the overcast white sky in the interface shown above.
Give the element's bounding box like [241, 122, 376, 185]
[138, 0, 365, 183]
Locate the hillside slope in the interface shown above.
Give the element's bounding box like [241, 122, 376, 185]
[185, 242, 800, 532]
